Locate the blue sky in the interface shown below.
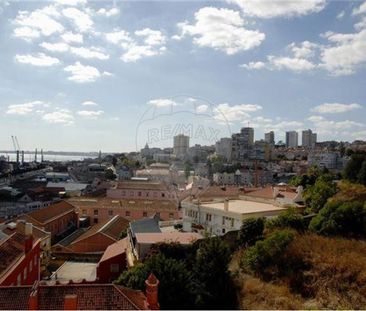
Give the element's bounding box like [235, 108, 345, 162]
[0, 0, 365, 152]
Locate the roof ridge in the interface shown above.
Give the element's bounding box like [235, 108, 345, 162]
[113, 284, 142, 310]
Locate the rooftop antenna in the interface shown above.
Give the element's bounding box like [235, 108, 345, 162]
[35, 148, 38, 163]
[41, 149, 44, 163]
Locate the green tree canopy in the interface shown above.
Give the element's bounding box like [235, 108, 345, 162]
[309, 201, 366, 237]
[238, 217, 265, 247]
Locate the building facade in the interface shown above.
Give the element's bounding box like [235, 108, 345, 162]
[286, 131, 299, 148]
[173, 134, 189, 160]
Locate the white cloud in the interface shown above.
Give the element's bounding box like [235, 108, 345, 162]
[147, 99, 178, 107]
[42, 109, 74, 125]
[337, 10, 345, 20]
[64, 61, 111, 83]
[105, 29, 133, 46]
[54, 0, 87, 5]
[135, 28, 166, 46]
[61, 31, 83, 43]
[15, 53, 60, 66]
[228, 0, 326, 18]
[288, 41, 318, 59]
[196, 104, 209, 113]
[70, 46, 109, 60]
[13, 5, 64, 37]
[240, 61, 265, 70]
[97, 7, 120, 17]
[121, 45, 160, 62]
[320, 29, 366, 76]
[311, 103, 362, 114]
[6, 101, 47, 115]
[353, 1, 366, 15]
[82, 101, 98, 106]
[177, 7, 265, 55]
[13, 26, 40, 41]
[269, 56, 316, 72]
[62, 7, 93, 32]
[308, 115, 364, 131]
[214, 103, 262, 123]
[40, 42, 69, 52]
[77, 110, 104, 119]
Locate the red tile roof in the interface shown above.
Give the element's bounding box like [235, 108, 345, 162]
[0, 233, 24, 278]
[0, 283, 148, 310]
[24, 201, 75, 224]
[115, 181, 167, 191]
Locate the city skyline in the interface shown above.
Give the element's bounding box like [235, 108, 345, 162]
[0, 0, 366, 152]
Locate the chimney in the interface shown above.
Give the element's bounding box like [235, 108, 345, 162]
[145, 273, 160, 310]
[64, 294, 78, 310]
[28, 282, 39, 310]
[224, 198, 229, 212]
[24, 223, 34, 254]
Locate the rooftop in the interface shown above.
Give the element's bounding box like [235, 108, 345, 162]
[24, 201, 75, 224]
[99, 238, 128, 263]
[135, 232, 203, 245]
[200, 199, 286, 215]
[130, 216, 161, 236]
[115, 181, 167, 191]
[0, 283, 148, 310]
[51, 262, 97, 283]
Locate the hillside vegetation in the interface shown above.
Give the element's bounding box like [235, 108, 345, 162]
[232, 233, 366, 309]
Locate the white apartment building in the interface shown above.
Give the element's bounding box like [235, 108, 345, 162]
[182, 198, 286, 236]
[173, 134, 190, 160]
[286, 131, 298, 148]
[308, 152, 343, 170]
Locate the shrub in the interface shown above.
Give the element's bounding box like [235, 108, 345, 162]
[267, 208, 305, 231]
[241, 230, 294, 277]
[309, 201, 366, 237]
[238, 217, 265, 247]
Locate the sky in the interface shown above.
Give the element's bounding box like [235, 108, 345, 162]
[0, 0, 365, 152]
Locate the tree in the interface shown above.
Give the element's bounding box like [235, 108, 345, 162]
[193, 237, 237, 309]
[266, 208, 305, 231]
[116, 254, 194, 309]
[303, 175, 337, 212]
[105, 169, 116, 180]
[241, 230, 294, 277]
[238, 217, 265, 247]
[309, 201, 366, 237]
[343, 152, 366, 184]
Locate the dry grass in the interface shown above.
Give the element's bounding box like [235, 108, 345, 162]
[233, 233, 366, 309]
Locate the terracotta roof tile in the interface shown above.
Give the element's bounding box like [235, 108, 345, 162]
[0, 286, 31, 310]
[0, 233, 24, 277]
[115, 181, 167, 191]
[24, 201, 75, 225]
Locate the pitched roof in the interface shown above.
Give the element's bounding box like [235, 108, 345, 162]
[68, 197, 178, 212]
[2, 222, 49, 241]
[24, 201, 75, 224]
[0, 286, 31, 310]
[99, 238, 128, 263]
[135, 232, 203, 245]
[0, 233, 24, 278]
[0, 283, 148, 310]
[70, 216, 129, 245]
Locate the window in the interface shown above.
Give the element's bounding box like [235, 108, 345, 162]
[126, 211, 130, 217]
[143, 211, 147, 217]
[110, 264, 119, 273]
[206, 213, 212, 222]
[121, 190, 126, 196]
[93, 209, 98, 216]
[161, 193, 165, 197]
[82, 209, 86, 215]
[146, 192, 149, 197]
[129, 191, 134, 196]
[231, 218, 235, 227]
[108, 210, 113, 216]
[169, 213, 174, 219]
[94, 218, 98, 224]
[222, 217, 225, 225]
[138, 191, 142, 197]
[222, 228, 226, 234]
